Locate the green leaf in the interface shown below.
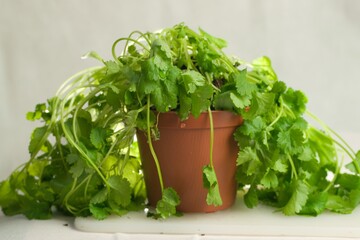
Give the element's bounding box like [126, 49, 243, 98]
[282, 88, 308, 117]
[28, 160, 48, 178]
[28, 126, 48, 155]
[140, 58, 160, 94]
[26, 103, 46, 121]
[298, 145, 315, 161]
[67, 154, 86, 178]
[243, 92, 275, 119]
[299, 192, 328, 216]
[90, 188, 108, 204]
[90, 127, 109, 150]
[307, 127, 337, 166]
[151, 70, 179, 112]
[277, 128, 304, 155]
[151, 39, 172, 60]
[260, 170, 279, 189]
[104, 60, 121, 75]
[234, 70, 257, 96]
[108, 176, 132, 207]
[199, 28, 227, 49]
[237, 147, 262, 175]
[282, 180, 309, 215]
[0, 180, 18, 208]
[202, 165, 223, 206]
[229, 92, 251, 109]
[155, 187, 180, 219]
[326, 194, 354, 214]
[244, 186, 258, 208]
[181, 70, 205, 94]
[251, 56, 278, 82]
[89, 203, 109, 220]
[239, 116, 265, 138]
[190, 84, 213, 118]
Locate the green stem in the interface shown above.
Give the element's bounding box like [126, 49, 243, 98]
[112, 37, 150, 63]
[208, 107, 215, 168]
[323, 158, 343, 193]
[287, 154, 298, 180]
[267, 97, 284, 129]
[306, 110, 360, 173]
[146, 95, 164, 192]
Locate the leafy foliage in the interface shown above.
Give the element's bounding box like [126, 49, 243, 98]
[1, 23, 360, 220]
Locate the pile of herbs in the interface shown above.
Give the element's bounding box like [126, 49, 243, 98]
[0, 23, 360, 220]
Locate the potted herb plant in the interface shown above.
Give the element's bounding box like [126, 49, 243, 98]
[0, 23, 359, 220]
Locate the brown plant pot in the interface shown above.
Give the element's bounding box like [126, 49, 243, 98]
[136, 111, 243, 213]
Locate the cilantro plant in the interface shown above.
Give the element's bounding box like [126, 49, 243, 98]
[0, 23, 360, 220]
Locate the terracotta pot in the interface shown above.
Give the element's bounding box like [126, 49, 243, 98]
[136, 111, 243, 213]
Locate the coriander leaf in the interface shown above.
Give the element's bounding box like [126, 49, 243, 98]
[350, 189, 360, 208]
[260, 170, 279, 189]
[150, 39, 172, 60]
[89, 203, 109, 220]
[190, 84, 213, 118]
[90, 188, 108, 204]
[108, 176, 132, 207]
[237, 147, 262, 175]
[282, 88, 308, 117]
[139, 58, 160, 94]
[28, 160, 48, 178]
[239, 116, 266, 138]
[251, 56, 278, 82]
[244, 185, 259, 208]
[178, 87, 192, 120]
[0, 180, 18, 208]
[229, 92, 251, 109]
[199, 28, 227, 49]
[277, 128, 304, 155]
[155, 187, 180, 219]
[307, 127, 337, 166]
[181, 70, 205, 94]
[202, 165, 223, 206]
[90, 127, 109, 150]
[298, 145, 314, 161]
[299, 192, 328, 216]
[151, 73, 178, 112]
[28, 126, 48, 155]
[282, 180, 309, 215]
[26, 103, 46, 121]
[336, 173, 360, 190]
[326, 195, 354, 214]
[243, 92, 275, 120]
[104, 60, 121, 75]
[234, 70, 257, 96]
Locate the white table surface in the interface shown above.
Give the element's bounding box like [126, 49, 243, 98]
[1, 132, 360, 240]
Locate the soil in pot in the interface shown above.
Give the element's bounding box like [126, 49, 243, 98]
[136, 111, 243, 213]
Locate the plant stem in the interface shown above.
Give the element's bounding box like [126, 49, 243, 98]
[306, 110, 360, 173]
[146, 95, 164, 192]
[208, 107, 215, 168]
[287, 154, 298, 180]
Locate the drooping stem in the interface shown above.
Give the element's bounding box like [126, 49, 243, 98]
[146, 95, 164, 192]
[208, 107, 215, 168]
[306, 110, 360, 174]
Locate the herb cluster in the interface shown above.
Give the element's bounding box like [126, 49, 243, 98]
[0, 23, 359, 219]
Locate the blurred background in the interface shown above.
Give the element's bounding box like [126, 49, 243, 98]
[1, 0, 360, 180]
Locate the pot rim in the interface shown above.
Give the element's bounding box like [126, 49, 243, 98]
[153, 110, 243, 129]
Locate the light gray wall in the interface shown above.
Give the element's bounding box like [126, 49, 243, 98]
[1, 0, 360, 179]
